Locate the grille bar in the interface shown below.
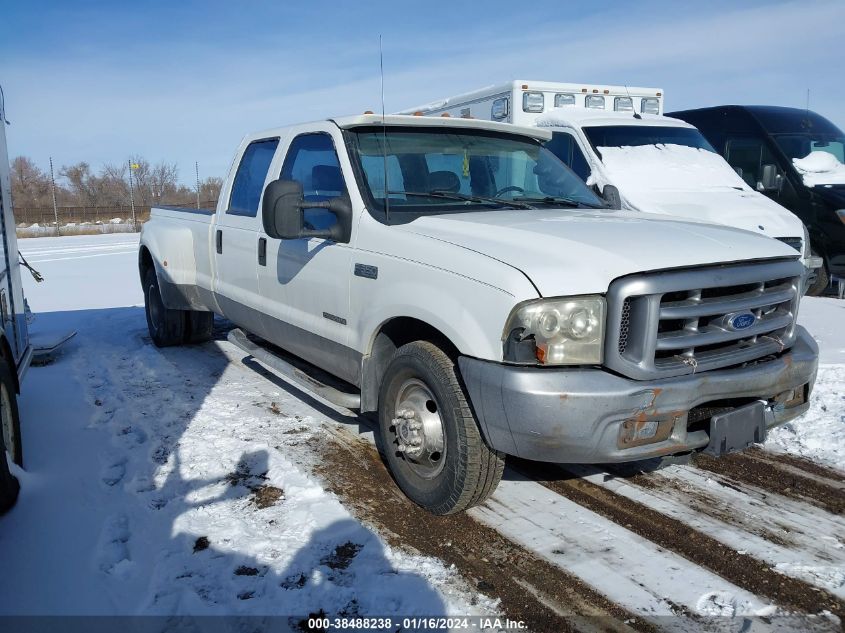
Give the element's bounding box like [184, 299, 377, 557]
[658, 282, 795, 319]
[605, 259, 804, 380]
[655, 312, 793, 350]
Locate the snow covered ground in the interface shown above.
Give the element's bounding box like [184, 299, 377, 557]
[1, 233, 843, 629]
[2, 234, 496, 620]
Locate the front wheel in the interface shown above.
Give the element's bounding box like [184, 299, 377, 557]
[806, 253, 830, 296]
[378, 341, 505, 515]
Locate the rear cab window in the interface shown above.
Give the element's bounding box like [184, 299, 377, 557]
[228, 139, 280, 217]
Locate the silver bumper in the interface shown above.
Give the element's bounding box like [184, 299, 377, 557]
[458, 326, 819, 463]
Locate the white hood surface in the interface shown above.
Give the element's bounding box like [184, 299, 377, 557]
[792, 151, 845, 187]
[398, 209, 800, 297]
[597, 144, 804, 238]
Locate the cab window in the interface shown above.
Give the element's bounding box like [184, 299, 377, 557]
[281, 133, 347, 231]
[228, 138, 279, 216]
[725, 137, 777, 188]
[545, 132, 591, 181]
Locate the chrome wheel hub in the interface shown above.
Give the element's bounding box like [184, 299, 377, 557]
[391, 379, 446, 479]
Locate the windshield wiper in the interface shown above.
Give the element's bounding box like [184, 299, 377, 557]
[513, 195, 602, 209]
[387, 190, 533, 210]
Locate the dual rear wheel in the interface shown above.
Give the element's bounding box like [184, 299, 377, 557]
[144, 267, 213, 347]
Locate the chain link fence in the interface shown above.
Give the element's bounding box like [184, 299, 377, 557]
[15, 201, 218, 237]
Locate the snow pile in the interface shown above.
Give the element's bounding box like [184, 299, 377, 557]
[793, 151, 845, 186]
[596, 144, 750, 192]
[766, 363, 845, 470]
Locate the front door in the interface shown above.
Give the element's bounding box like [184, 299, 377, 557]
[258, 128, 357, 383]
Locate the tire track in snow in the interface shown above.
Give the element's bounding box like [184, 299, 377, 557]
[691, 452, 844, 515]
[312, 426, 652, 633]
[515, 460, 845, 621]
[601, 463, 845, 597]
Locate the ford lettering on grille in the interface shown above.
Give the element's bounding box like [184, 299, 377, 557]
[727, 312, 756, 331]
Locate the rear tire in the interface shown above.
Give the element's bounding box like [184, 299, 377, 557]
[0, 360, 22, 515]
[144, 267, 186, 347]
[378, 341, 505, 515]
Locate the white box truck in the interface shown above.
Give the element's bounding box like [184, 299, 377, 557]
[401, 81, 820, 278]
[398, 79, 665, 123]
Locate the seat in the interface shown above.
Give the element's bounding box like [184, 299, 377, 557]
[311, 165, 345, 198]
[428, 170, 461, 193]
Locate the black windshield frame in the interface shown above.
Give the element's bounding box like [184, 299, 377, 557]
[583, 125, 717, 160]
[343, 125, 604, 225]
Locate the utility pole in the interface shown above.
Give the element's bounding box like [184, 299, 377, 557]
[49, 157, 60, 236]
[195, 161, 201, 209]
[128, 160, 137, 229]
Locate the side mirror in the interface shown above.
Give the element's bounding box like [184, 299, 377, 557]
[757, 164, 780, 192]
[262, 179, 352, 242]
[602, 184, 622, 210]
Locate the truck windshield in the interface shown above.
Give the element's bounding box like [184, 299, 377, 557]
[774, 133, 845, 164]
[583, 125, 716, 159]
[348, 126, 603, 220]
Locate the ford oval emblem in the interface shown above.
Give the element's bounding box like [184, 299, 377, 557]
[728, 312, 756, 331]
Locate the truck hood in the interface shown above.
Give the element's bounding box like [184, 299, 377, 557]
[397, 209, 799, 297]
[622, 187, 804, 239]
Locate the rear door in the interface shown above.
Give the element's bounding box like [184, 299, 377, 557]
[214, 137, 280, 330]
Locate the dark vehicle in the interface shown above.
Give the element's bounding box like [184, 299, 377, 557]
[669, 105, 845, 296]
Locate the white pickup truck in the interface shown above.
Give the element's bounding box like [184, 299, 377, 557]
[140, 114, 818, 514]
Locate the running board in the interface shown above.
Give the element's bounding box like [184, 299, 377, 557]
[227, 328, 361, 409]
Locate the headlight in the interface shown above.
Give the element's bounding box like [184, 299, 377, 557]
[837, 209, 845, 225]
[503, 296, 606, 365]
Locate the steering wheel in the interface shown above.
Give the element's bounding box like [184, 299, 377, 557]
[495, 185, 524, 197]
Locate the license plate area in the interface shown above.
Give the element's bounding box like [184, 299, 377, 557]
[703, 401, 767, 457]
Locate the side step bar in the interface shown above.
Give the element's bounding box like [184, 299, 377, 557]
[227, 328, 361, 409]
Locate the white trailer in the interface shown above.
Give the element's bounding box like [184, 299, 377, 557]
[0, 85, 33, 513]
[398, 79, 664, 124]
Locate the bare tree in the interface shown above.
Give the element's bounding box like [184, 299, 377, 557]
[10, 157, 54, 207]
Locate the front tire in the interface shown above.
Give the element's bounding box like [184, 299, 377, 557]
[378, 341, 505, 515]
[806, 253, 830, 296]
[144, 267, 185, 347]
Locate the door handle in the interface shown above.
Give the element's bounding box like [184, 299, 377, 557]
[258, 237, 267, 266]
[216, 229, 223, 254]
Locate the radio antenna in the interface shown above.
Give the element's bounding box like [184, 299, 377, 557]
[626, 85, 641, 119]
[379, 35, 390, 222]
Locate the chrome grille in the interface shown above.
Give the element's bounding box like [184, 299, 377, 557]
[618, 299, 631, 354]
[605, 260, 804, 380]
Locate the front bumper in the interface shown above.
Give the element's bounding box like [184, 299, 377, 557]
[458, 326, 819, 463]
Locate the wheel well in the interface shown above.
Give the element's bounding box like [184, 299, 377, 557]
[359, 317, 460, 413]
[138, 246, 154, 285]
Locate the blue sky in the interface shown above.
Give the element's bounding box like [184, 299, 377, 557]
[1, 0, 842, 185]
